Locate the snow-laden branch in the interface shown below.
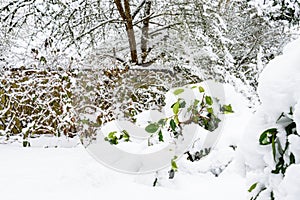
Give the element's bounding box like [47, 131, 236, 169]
[74, 18, 118, 41]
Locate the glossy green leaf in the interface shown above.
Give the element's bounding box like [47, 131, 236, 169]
[108, 131, 117, 139]
[172, 101, 180, 115]
[170, 119, 176, 131]
[158, 119, 166, 126]
[179, 99, 186, 108]
[198, 86, 205, 93]
[174, 115, 179, 124]
[290, 153, 295, 165]
[193, 99, 200, 106]
[121, 130, 130, 142]
[259, 128, 277, 145]
[171, 156, 178, 171]
[207, 107, 213, 114]
[205, 96, 213, 105]
[248, 182, 258, 192]
[173, 88, 184, 95]
[23, 141, 30, 147]
[158, 130, 164, 142]
[222, 104, 234, 114]
[145, 123, 159, 133]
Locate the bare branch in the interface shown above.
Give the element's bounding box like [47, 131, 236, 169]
[132, 0, 146, 20]
[114, 0, 126, 20]
[149, 22, 182, 36]
[75, 19, 118, 41]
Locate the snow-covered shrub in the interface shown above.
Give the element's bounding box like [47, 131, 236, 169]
[76, 66, 202, 147]
[251, 0, 300, 25]
[0, 68, 77, 146]
[241, 37, 300, 200]
[1, 0, 295, 108]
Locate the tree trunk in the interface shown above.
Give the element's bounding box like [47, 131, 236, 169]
[141, 0, 151, 63]
[114, 0, 138, 64]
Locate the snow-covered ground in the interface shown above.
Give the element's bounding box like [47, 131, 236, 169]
[0, 83, 251, 200]
[0, 145, 247, 200]
[3, 37, 300, 200]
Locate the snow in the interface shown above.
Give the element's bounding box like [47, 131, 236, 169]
[294, 101, 300, 136]
[2, 37, 300, 199]
[0, 145, 247, 200]
[258, 37, 300, 120]
[278, 164, 300, 200]
[240, 37, 300, 200]
[0, 83, 250, 200]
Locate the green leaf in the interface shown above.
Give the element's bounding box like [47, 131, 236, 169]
[198, 86, 205, 93]
[207, 107, 213, 114]
[158, 119, 166, 126]
[171, 156, 178, 171]
[23, 141, 30, 147]
[172, 101, 180, 115]
[290, 153, 295, 165]
[222, 104, 234, 114]
[206, 114, 221, 131]
[259, 132, 269, 145]
[158, 130, 164, 142]
[170, 119, 176, 131]
[108, 131, 117, 139]
[109, 138, 118, 145]
[285, 121, 296, 136]
[145, 123, 159, 133]
[173, 88, 184, 95]
[191, 85, 197, 89]
[174, 115, 179, 124]
[248, 182, 258, 192]
[259, 128, 278, 145]
[105, 131, 119, 145]
[121, 130, 130, 142]
[179, 99, 186, 108]
[205, 96, 213, 106]
[193, 99, 200, 106]
[271, 157, 285, 174]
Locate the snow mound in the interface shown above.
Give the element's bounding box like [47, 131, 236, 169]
[241, 37, 300, 200]
[258, 38, 300, 121]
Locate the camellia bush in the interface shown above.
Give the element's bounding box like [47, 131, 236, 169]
[241, 38, 300, 200]
[77, 65, 202, 147]
[248, 108, 298, 199]
[99, 80, 233, 180]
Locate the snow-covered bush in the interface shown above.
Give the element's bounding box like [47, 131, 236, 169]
[251, 0, 300, 25]
[0, 68, 77, 146]
[77, 66, 202, 147]
[1, 0, 296, 108]
[241, 37, 300, 200]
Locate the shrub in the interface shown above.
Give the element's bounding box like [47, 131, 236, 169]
[0, 68, 76, 146]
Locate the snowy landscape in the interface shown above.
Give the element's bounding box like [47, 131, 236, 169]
[1, 1, 300, 200]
